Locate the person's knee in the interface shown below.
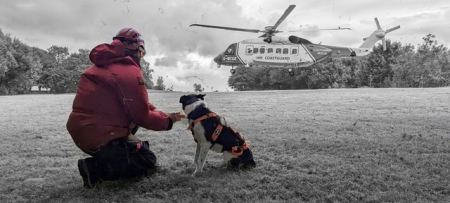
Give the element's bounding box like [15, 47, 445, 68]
[132, 141, 157, 168]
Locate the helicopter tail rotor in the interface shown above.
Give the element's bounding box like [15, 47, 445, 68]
[386, 25, 401, 33]
[360, 18, 400, 51]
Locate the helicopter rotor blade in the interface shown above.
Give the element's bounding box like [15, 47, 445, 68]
[374, 18, 382, 30]
[386, 25, 400, 33]
[271, 5, 296, 30]
[382, 38, 387, 51]
[288, 27, 352, 32]
[190, 24, 261, 33]
[320, 27, 352, 30]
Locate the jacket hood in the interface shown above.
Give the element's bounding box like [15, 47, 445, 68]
[89, 39, 138, 67]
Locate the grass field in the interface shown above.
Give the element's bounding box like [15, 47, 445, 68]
[0, 88, 449, 203]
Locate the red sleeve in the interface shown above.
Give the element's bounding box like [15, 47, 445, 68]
[113, 64, 172, 131]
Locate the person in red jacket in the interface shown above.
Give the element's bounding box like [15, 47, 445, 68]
[66, 28, 181, 189]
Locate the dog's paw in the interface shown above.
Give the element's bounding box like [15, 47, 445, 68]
[219, 162, 227, 168]
[181, 167, 195, 174]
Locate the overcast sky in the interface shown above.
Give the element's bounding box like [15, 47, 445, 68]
[1, 0, 449, 92]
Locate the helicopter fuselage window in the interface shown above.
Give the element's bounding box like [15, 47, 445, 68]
[253, 47, 259, 54]
[268, 48, 273, 53]
[283, 48, 289, 54]
[260, 48, 265, 54]
[225, 47, 234, 55]
[276, 48, 281, 54]
[291, 47, 298, 55]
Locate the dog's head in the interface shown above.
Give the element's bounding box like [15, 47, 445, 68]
[179, 94, 206, 116]
[228, 146, 256, 170]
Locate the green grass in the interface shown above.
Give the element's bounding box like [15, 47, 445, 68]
[1, 88, 450, 202]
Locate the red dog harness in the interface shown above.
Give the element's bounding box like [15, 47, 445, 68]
[188, 113, 248, 156]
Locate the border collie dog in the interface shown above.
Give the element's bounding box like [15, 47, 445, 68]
[179, 94, 255, 176]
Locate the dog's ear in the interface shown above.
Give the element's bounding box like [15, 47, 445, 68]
[179, 95, 186, 103]
[196, 94, 206, 100]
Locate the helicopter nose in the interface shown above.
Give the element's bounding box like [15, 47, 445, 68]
[214, 54, 222, 64]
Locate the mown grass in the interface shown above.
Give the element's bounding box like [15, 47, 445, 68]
[0, 88, 449, 203]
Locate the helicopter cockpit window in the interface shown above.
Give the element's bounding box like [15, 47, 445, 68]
[276, 48, 281, 54]
[283, 48, 289, 54]
[260, 48, 265, 54]
[291, 47, 298, 55]
[246, 45, 253, 55]
[253, 47, 259, 54]
[225, 46, 234, 55]
[268, 48, 273, 53]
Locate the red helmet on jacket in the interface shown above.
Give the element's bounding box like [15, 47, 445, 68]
[113, 28, 146, 57]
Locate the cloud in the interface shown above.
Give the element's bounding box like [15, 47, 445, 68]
[154, 54, 178, 67]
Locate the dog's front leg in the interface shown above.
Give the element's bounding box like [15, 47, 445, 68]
[193, 143, 200, 166]
[192, 143, 210, 177]
[222, 151, 233, 168]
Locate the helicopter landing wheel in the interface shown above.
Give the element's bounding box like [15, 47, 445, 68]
[230, 69, 236, 74]
[288, 68, 294, 76]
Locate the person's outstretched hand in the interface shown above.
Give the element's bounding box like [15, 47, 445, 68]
[168, 112, 183, 123]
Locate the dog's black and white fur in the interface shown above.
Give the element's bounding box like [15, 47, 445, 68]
[179, 94, 255, 176]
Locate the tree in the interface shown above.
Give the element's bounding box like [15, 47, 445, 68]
[414, 34, 449, 87]
[227, 66, 256, 91]
[37, 45, 70, 93]
[154, 76, 165, 90]
[391, 43, 416, 87]
[357, 40, 406, 87]
[0, 30, 43, 95]
[140, 59, 154, 89]
[39, 48, 90, 93]
[0, 34, 19, 94]
[47, 45, 69, 64]
[193, 83, 204, 92]
[268, 67, 290, 89]
[252, 66, 272, 90]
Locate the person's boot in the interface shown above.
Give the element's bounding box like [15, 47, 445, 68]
[78, 158, 102, 189]
[145, 162, 167, 176]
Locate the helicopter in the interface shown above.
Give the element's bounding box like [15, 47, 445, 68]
[190, 5, 400, 76]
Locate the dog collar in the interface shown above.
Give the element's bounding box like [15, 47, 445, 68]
[187, 112, 218, 132]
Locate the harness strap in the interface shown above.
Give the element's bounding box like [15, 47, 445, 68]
[211, 124, 223, 141]
[187, 112, 248, 156]
[188, 112, 217, 131]
[232, 141, 248, 156]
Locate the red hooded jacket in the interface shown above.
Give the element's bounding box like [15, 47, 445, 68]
[67, 39, 172, 151]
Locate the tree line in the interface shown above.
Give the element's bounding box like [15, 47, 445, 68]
[228, 34, 450, 90]
[1, 28, 449, 95]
